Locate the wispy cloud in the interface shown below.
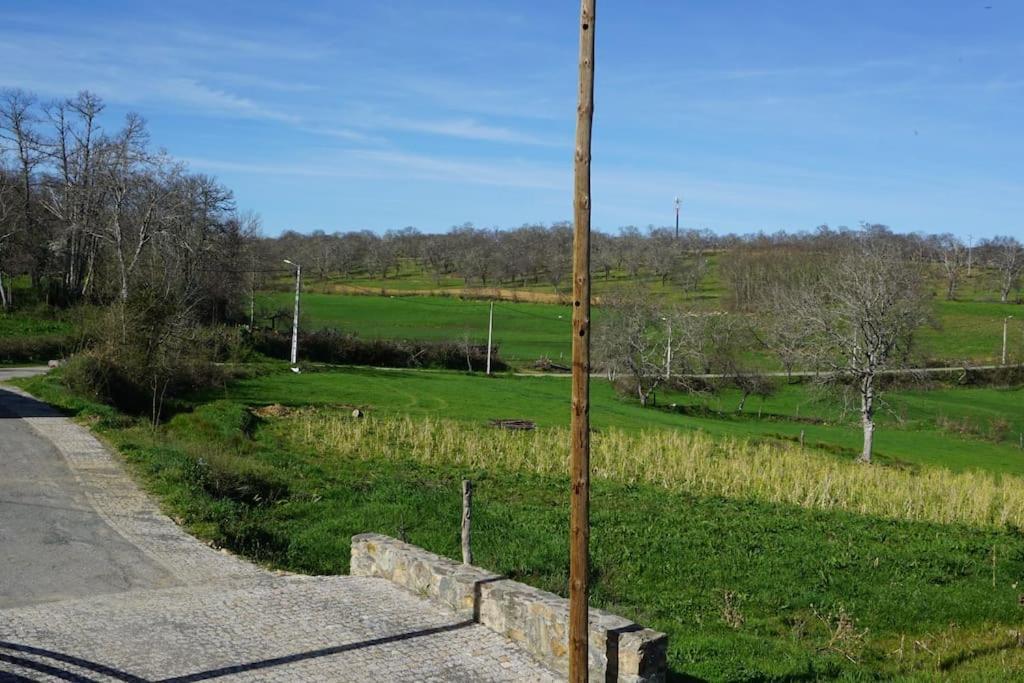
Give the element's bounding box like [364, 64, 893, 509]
[185, 148, 566, 190]
[158, 78, 301, 123]
[364, 114, 560, 146]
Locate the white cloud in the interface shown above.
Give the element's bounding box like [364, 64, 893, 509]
[185, 148, 566, 190]
[366, 115, 559, 146]
[158, 78, 301, 123]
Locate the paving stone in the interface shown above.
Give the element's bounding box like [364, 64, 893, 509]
[0, 386, 561, 681]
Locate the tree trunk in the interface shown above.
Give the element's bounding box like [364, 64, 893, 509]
[859, 374, 875, 463]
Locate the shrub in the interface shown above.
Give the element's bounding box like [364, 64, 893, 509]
[0, 334, 68, 363]
[251, 329, 506, 371]
[62, 343, 230, 420]
[184, 451, 289, 506]
[62, 349, 149, 412]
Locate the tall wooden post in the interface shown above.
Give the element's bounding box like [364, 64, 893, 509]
[461, 479, 473, 565]
[569, 1, 595, 680]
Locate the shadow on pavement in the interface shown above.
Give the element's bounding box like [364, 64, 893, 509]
[0, 621, 476, 682]
[0, 387, 66, 419]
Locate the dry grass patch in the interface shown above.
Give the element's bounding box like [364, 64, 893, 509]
[285, 412, 1024, 528]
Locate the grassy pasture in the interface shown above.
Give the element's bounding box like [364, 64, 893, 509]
[219, 366, 1024, 476]
[290, 256, 728, 305]
[918, 299, 1024, 364]
[14, 372, 1024, 681]
[260, 287, 1023, 368]
[0, 309, 74, 365]
[260, 291, 577, 364]
[292, 412, 1024, 527]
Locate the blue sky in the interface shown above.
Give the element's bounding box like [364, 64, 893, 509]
[2, 1, 1021, 239]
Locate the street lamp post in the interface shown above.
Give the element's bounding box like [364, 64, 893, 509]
[283, 259, 301, 371]
[1003, 315, 1014, 366]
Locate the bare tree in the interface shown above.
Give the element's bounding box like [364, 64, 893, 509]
[772, 235, 931, 462]
[702, 315, 774, 412]
[364, 232, 397, 279]
[985, 236, 1023, 303]
[595, 287, 718, 406]
[423, 233, 453, 285]
[541, 222, 572, 294]
[0, 89, 46, 289]
[41, 91, 105, 301]
[594, 287, 668, 406]
[934, 234, 966, 301]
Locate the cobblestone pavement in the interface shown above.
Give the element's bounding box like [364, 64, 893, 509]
[0, 385, 560, 682]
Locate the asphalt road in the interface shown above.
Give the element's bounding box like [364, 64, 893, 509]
[0, 384, 177, 608]
[0, 374, 557, 680]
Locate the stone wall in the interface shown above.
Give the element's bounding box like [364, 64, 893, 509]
[351, 533, 667, 682]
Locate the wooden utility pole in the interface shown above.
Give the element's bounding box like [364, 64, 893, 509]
[569, 0, 595, 680]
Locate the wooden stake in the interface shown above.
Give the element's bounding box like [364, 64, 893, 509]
[461, 479, 473, 565]
[569, 1, 595, 680]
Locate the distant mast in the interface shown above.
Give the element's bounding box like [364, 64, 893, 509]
[674, 195, 681, 239]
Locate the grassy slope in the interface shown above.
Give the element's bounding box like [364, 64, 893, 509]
[0, 309, 74, 365]
[261, 294, 1022, 370]
[220, 367, 1024, 476]
[263, 292, 576, 364]
[263, 257, 1023, 366]
[919, 300, 1023, 363]
[15, 373, 1024, 681]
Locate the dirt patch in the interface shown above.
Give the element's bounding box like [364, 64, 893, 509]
[251, 404, 294, 418]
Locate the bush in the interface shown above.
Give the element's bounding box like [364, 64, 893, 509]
[0, 334, 68, 363]
[251, 329, 507, 371]
[184, 451, 289, 506]
[62, 349, 149, 412]
[62, 344, 230, 419]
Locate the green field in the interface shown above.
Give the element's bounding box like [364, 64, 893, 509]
[218, 366, 1024, 476]
[261, 289, 1023, 368]
[6, 257, 1024, 679]
[0, 309, 73, 365]
[288, 256, 727, 304]
[919, 299, 1024, 363]
[15, 370, 1024, 680]
[261, 291, 577, 363]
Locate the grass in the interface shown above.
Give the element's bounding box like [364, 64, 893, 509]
[261, 291, 577, 364]
[217, 366, 1024, 477]
[14, 371, 1024, 681]
[918, 299, 1024, 364]
[291, 412, 1024, 528]
[0, 308, 74, 365]
[0, 311, 72, 337]
[259, 291, 1023, 371]
[287, 256, 727, 305]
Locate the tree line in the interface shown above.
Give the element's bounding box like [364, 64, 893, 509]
[1, 88, 254, 422]
[593, 227, 1023, 464]
[258, 223, 1023, 304]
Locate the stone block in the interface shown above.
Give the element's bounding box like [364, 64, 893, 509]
[351, 533, 667, 682]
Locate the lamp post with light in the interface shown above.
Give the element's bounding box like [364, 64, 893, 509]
[283, 259, 301, 371]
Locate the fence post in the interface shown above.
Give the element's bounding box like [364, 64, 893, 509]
[461, 479, 473, 565]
